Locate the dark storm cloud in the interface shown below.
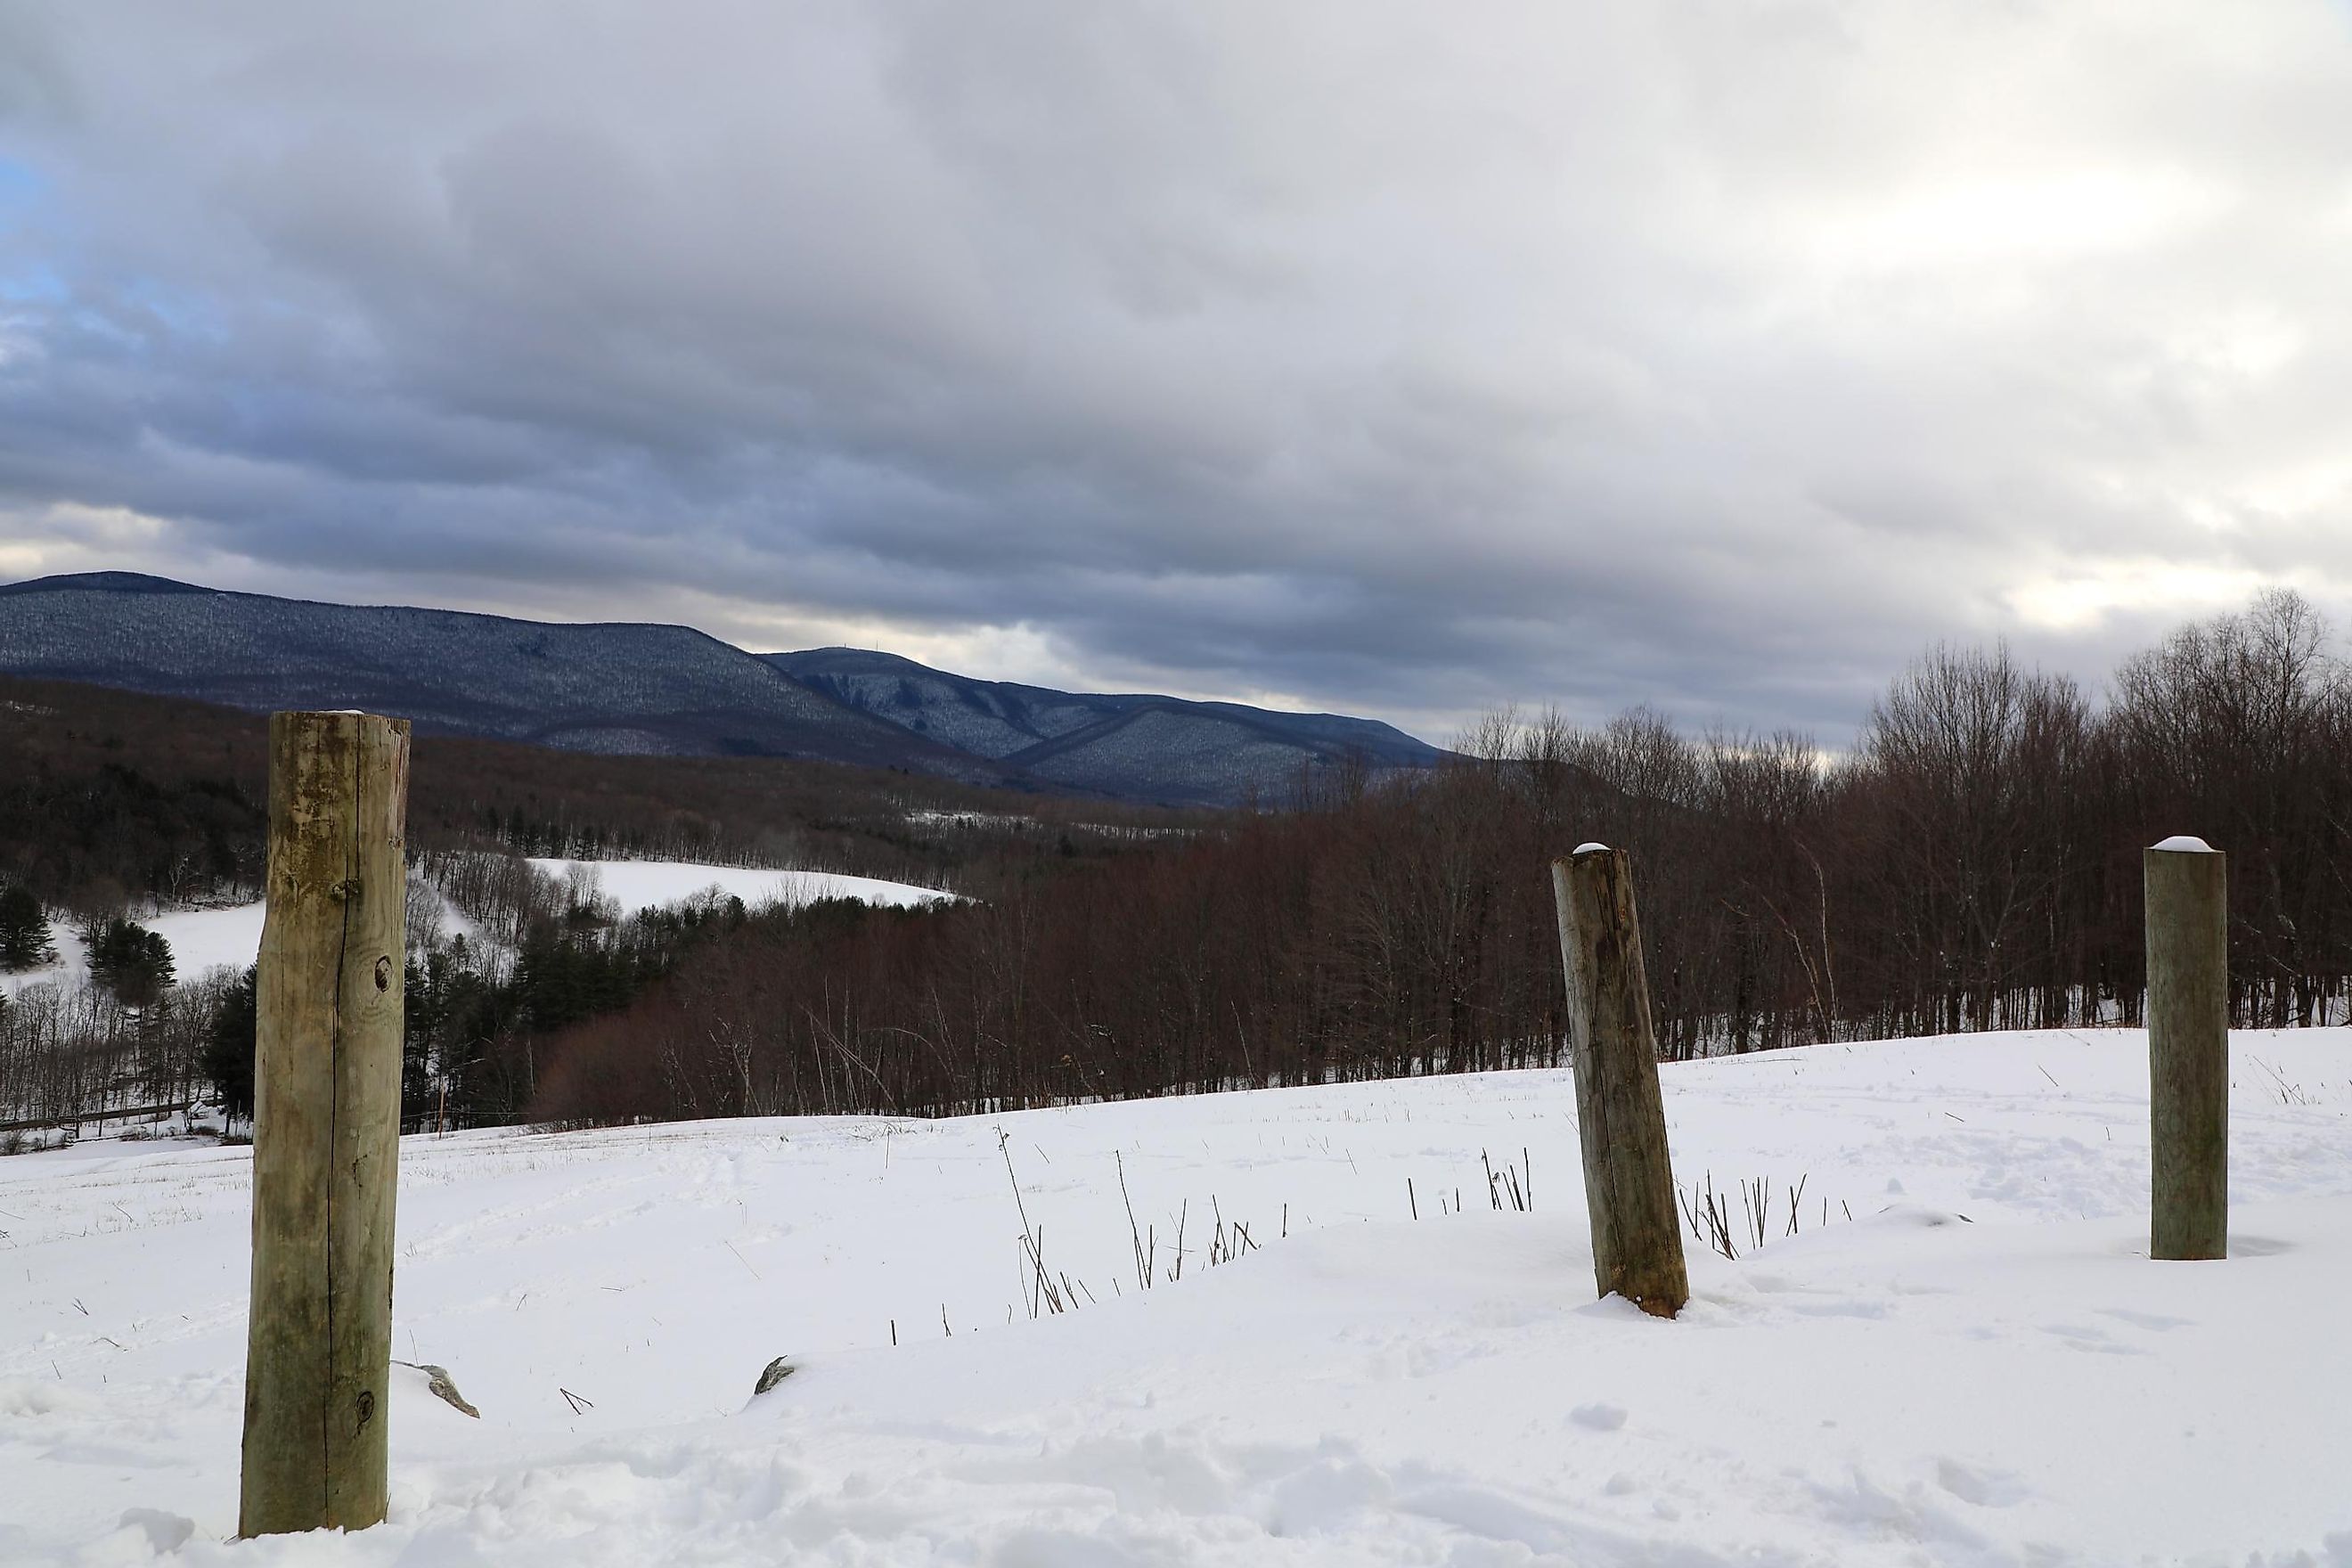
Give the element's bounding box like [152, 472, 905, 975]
[4, 0, 2350, 742]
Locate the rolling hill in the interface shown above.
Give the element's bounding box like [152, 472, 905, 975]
[0, 574, 1006, 780]
[769, 647, 1442, 804]
[0, 573, 1439, 805]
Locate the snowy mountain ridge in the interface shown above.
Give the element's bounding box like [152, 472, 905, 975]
[0, 573, 1438, 805]
[769, 645, 1442, 804]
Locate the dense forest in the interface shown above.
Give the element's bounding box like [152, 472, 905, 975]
[529, 590, 2352, 1123]
[0, 675, 1194, 916]
[4, 591, 2349, 1137]
[0, 680, 1190, 1131]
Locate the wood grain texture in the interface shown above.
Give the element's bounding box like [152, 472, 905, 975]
[2145, 844, 2228, 1262]
[1553, 846, 1689, 1318]
[240, 712, 409, 1536]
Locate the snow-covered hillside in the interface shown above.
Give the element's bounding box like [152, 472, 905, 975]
[0, 860, 950, 1000]
[4, 1030, 2350, 1564]
[520, 858, 951, 917]
[0, 573, 992, 776]
[769, 646, 1441, 806]
[0, 904, 268, 1001]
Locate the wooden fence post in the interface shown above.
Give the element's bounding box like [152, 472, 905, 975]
[2145, 835, 2226, 1262]
[1553, 844, 1689, 1318]
[240, 712, 411, 1536]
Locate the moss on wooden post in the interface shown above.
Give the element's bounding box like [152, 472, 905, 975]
[240, 711, 410, 1536]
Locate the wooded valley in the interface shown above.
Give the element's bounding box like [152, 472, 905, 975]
[535, 589, 2352, 1122]
[5, 589, 2349, 1133]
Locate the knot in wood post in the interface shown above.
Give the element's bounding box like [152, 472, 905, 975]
[1553, 845, 1689, 1318]
[240, 711, 411, 1537]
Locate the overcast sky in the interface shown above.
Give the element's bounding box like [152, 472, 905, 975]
[3, 2, 2348, 745]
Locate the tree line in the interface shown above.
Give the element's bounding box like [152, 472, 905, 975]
[8, 592, 2348, 1136]
[1, 853, 765, 1131]
[0, 675, 1186, 1132]
[530, 591, 2352, 1124]
[0, 673, 1195, 919]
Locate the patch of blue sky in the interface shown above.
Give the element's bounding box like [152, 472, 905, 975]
[1, 263, 67, 303]
[0, 157, 45, 203]
[4, 272, 226, 351]
[0, 159, 66, 307]
[118, 276, 231, 340]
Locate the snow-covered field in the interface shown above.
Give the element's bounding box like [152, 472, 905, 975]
[4, 1029, 2350, 1565]
[0, 860, 950, 1000]
[522, 858, 951, 917]
[1, 906, 273, 1001]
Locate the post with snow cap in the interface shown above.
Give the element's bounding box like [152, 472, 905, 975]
[240, 711, 411, 1537]
[1553, 843, 1688, 1317]
[2145, 835, 2227, 1262]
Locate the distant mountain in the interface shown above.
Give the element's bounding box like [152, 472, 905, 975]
[768, 647, 1442, 804]
[0, 573, 1005, 780]
[0, 573, 1441, 805]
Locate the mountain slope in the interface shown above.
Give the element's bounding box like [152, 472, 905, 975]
[0, 574, 1441, 804]
[768, 647, 1441, 805]
[0, 574, 1005, 780]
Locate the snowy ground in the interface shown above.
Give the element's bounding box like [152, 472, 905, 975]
[4, 1029, 2350, 1565]
[0, 860, 951, 1000]
[521, 858, 951, 917]
[1, 906, 275, 1002]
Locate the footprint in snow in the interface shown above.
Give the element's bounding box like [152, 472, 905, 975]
[1569, 1402, 1627, 1432]
[2040, 1322, 2147, 1356]
[2096, 1306, 2194, 1332]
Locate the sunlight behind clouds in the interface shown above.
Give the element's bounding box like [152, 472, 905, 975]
[1811, 169, 2225, 272]
[2005, 561, 2286, 633]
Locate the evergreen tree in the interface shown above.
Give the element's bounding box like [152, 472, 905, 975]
[88, 917, 176, 1007]
[0, 886, 57, 969]
[403, 949, 470, 1131]
[204, 965, 258, 1123]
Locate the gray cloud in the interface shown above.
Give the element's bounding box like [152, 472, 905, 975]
[4, 0, 2350, 745]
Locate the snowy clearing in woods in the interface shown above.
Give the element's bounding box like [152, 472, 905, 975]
[519, 857, 951, 918]
[0, 860, 951, 1000]
[1, 905, 269, 1002]
[4, 1029, 2351, 1564]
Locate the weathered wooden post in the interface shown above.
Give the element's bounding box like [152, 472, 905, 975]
[2145, 835, 2227, 1262]
[1553, 844, 1689, 1317]
[241, 711, 410, 1536]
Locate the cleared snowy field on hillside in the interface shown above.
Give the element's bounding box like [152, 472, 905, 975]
[4, 1030, 2350, 1564]
[0, 860, 950, 1000]
[519, 858, 951, 918]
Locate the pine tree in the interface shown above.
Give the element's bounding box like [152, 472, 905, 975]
[204, 965, 258, 1123]
[0, 886, 57, 970]
[88, 917, 176, 1007]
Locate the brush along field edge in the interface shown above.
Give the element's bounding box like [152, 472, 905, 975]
[240, 712, 411, 1536]
[1553, 846, 1689, 1317]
